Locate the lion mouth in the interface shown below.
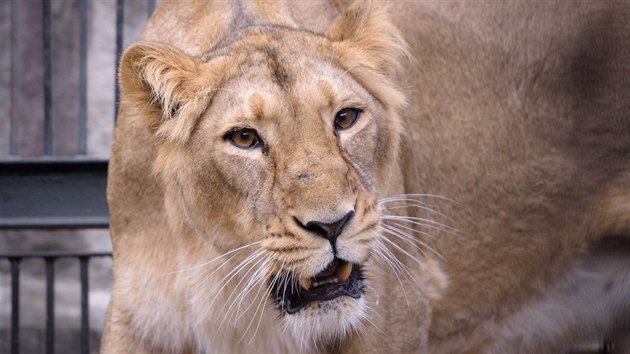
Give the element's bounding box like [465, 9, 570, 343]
[272, 258, 364, 314]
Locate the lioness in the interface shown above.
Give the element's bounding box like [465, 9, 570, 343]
[103, 0, 630, 353]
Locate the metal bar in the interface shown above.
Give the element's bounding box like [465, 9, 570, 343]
[45, 258, 55, 354]
[42, 0, 53, 156]
[0, 212, 108, 229]
[0, 160, 110, 229]
[0, 217, 110, 229]
[79, 0, 89, 155]
[0, 157, 109, 164]
[79, 257, 90, 354]
[114, 0, 124, 121]
[0, 252, 112, 259]
[148, 0, 157, 17]
[10, 258, 21, 354]
[10, 0, 20, 156]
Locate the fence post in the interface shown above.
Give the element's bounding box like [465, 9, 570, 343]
[45, 258, 56, 354]
[80, 257, 90, 354]
[10, 258, 21, 354]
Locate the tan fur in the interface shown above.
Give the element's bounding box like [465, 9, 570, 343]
[103, 0, 630, 353]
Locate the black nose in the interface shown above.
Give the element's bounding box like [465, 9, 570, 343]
[298, 211, 354, 247]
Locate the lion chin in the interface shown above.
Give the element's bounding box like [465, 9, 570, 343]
[284, 297, 368, 346]
[273, 259, 367, 344]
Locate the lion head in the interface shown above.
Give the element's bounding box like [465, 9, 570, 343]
[109, 0, 417, 349]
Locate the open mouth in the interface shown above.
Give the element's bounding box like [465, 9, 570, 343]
[271, 258, 364, 314]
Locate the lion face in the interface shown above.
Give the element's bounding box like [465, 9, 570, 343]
[118, 1, 407, 344]
[182, 33, 395, 341]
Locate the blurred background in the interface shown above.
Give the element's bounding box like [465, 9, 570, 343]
[0, 0, 159, 352]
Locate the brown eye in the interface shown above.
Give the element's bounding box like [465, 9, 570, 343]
[334, 108, 362, 131]
[226, 128, 261, 149]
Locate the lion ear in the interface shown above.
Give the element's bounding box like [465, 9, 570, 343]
[325, 0, 408, 78]
[119, 42, 223, 144]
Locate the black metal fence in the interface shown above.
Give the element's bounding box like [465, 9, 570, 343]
[2, 0, 157, 353]
[8, 0, 135, 158]
[2, 252, 111, 354]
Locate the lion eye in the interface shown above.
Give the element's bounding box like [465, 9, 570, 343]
[334, 108, 362, 131]
[226, 128, 261, 149]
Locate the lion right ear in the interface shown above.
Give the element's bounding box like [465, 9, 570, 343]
[325, 0, 408, 78]
[119, 42, 224, 144]
[325, 0, 408, 110]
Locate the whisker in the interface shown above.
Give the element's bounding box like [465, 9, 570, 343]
[207, 251, 265, 307]
[248, 266, 282, 344]
[380, 202, 451, 219]
[161, 240, 263, 276]
[197, 251, 265, 326]
[378, 193, 459, 204]
[382, 218, 443, 239]
[240, 258, 275, 343]
[371, 243, 411, 307]
[382, 215, 459, 234]
[376, 241, 423, 283]
[361, 303, 384, 334]
[382, 226, 430, 258]
[381, 225, 446, 262]
[232, 256, 274, 322]
[190, 248, 252, 294]
[280, 269, 290, 302]
[375, 241, 426, 292]
[219, 254, 271, 329]
[233, 255, 277, 323]
[380, 236, 437, 277]
[383, 235, 438, 289]
[277, 257, 289, 313]
[382, 222, 449, 260]
[364, 283, 381, 306]
[378, 198, 434, 208]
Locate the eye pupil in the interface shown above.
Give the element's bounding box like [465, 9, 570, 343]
[334, 108, 361, 130]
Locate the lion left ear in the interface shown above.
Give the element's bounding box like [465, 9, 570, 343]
[119, 42, 225, 145]
[325, 0, 408, 79]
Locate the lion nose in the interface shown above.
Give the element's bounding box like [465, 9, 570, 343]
[297, 211, 354, 247]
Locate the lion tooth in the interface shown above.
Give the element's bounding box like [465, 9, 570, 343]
[309, 277, 341, 289]
[299, 277, 312, 290]
[337, 263, 352, 282]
